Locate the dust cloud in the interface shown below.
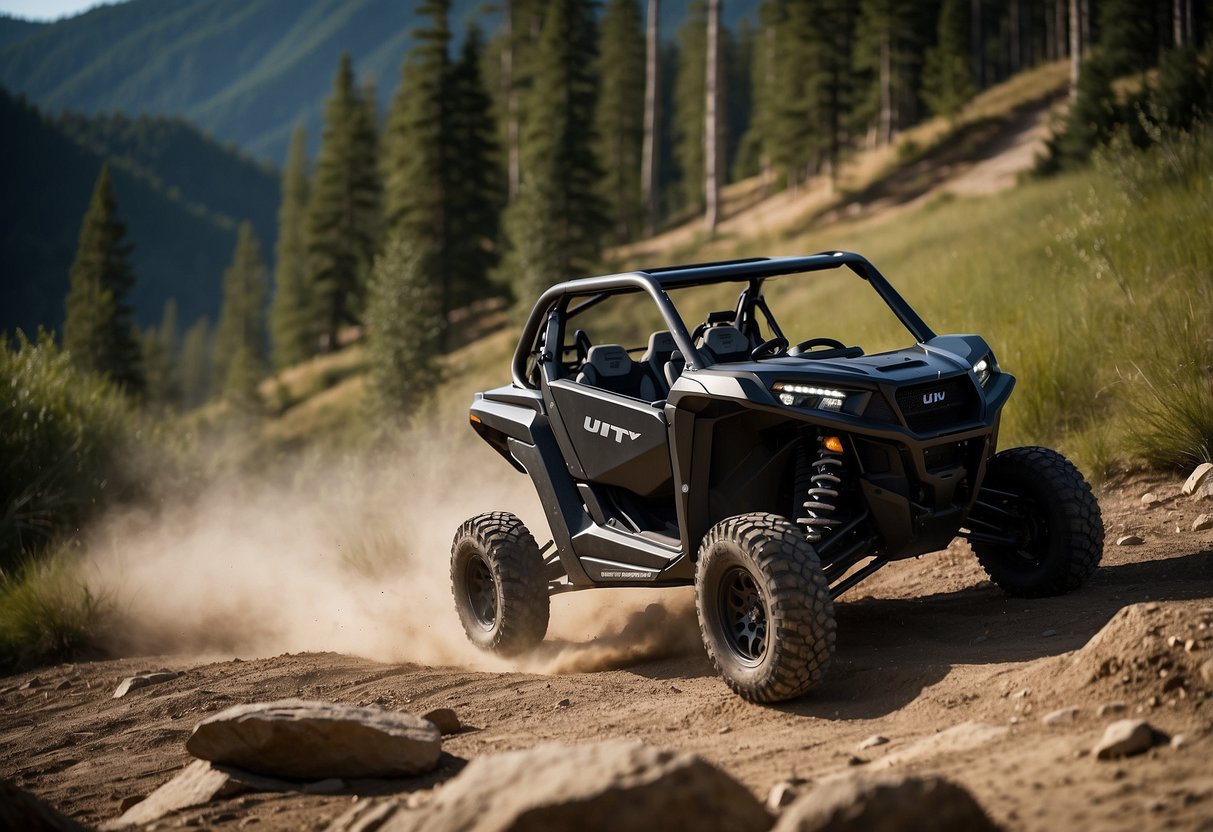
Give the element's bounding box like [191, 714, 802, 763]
[82, 437, 702, 675]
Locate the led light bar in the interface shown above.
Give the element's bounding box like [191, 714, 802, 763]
[772, 382, 846, 399]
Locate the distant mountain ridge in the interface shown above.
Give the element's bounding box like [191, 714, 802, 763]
[0, 0, 759, 165]
[0, 89, 279, 338]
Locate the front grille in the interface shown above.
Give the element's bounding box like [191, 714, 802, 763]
[895, 377, 980, 433]
[923, 441, 962, 470]
[863, 392, 898, 423]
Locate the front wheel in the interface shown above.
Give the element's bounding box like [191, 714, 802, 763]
[450, 512, 549, 655]
[695, 513, 836, 703]
[968, 446, 1104, 597]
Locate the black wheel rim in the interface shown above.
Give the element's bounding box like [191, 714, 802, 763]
[718, 566, 768, 665]
[465, 554, 498, 630]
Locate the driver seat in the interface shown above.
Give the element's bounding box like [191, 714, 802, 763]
[642, 330, 677, 396]
[699, 325, 750, 365]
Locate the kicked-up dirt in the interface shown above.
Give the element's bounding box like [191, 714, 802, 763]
[2, 474, 1211, 831]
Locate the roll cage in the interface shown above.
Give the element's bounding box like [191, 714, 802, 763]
[511, 251, 938, 390]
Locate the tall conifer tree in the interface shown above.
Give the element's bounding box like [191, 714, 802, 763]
[854, 0, 919, 146]
[501, 0, 608, 299]
[923, 0, 975, 121]
[63, 164, 143, 394]
[673, 1, 707, 211]
[179, 317, 212, 409]
[213, 222, 268, 396]
[366, 235, 443, 426]
[595, 0, 646, 243]
[384, 5, 502, 344]
[271, 126, 314, 369]
[306, 52, 381, 352]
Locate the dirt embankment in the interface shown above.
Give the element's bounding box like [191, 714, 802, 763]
[1, 474, 1211, 831]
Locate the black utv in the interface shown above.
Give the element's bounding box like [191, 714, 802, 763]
[451, 253, 1104, 703]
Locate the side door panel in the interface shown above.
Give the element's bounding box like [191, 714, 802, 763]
[545, 379, 673, 497]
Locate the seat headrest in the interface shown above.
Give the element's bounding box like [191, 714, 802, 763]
[702, 326, 747, 360]
[585, 344, 632, 377]
[644, 330, 676, 360]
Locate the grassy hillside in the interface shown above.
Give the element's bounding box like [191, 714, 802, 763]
[0, 90, 246, 337]
[0, 0, 760, 164]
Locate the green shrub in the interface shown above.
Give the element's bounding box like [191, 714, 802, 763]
[0, 548, 107, 669]
[1, 331, 141, 569]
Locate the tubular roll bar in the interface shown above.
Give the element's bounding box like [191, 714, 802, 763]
[510, 251, 937, 390]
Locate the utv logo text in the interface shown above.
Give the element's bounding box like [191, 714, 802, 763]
[922, 391, 947, 405]
[583, 416, 641, 443]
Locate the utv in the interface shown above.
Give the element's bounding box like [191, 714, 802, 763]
[451, 252, 1104, 702]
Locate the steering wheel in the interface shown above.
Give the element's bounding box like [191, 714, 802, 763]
[751, 336, 789, 360]
[791, 337, 846, 355]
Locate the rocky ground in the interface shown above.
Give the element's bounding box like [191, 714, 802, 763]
[2, 470, 1212, 831]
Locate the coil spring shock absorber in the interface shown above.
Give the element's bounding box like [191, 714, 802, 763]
[795, 434, 844, 543]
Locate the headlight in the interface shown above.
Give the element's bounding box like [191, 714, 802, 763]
[771, 382, 847, 412]
[973, 355, 994, 387]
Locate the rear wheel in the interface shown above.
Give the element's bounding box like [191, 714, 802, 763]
[968, 446, 1104, 597]
[695, 513, 835, 703]
[451, 512, 549, 655]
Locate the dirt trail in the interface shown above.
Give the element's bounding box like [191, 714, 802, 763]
[2, 476, 1212, 831]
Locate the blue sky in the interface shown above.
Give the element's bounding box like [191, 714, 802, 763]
[0, 0, 107, 21]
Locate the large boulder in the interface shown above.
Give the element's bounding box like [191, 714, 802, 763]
[185, 700, 441, 779]
[376, 740, 771, 832]
[772, 773, 1000, 832]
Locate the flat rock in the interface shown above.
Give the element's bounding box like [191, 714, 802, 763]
[421, 707, 460, 735]
[1093, 719, 1167, 760]
[872, 722, 1007, 770]
[113, 671, 180, 698]
[377, 739, 770, 832]
[857, 735, 889, 751]
[1115, 535, 1144, 546]
[1096, 702, 1127, 717]
[772, 773, 1000, 832]
[19, 676, 46, 690]
[100, 760, 251, 829]
[186, 699, 441, 779]
[1192, 514, 1213, 532]
[0, 780, 89, 830]
[1182, 463, 1213, 495]
[1042, 706, 1079, 726]
[1199, 660, 1213, 686]
[1140, 492, 1161, 507]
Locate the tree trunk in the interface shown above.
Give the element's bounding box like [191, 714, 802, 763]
[1069, 0, 1080, 97]
[503, 0, 519, 202]
[1009, 0, 1021, 73]
[1080, 0, 1090, 49]
[1173, 0, 1187, 45]
[1054, 0, 1066, 62]
[641, 0, 659, 236]
[704, 0, 721, 233]
[1044, 0, 1055, 61]
[878, 32, 892, 146]
[971, 0, 984, 89]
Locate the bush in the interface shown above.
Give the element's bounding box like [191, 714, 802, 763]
[1, 331, 141, 569]
[0, 547, 107, 669]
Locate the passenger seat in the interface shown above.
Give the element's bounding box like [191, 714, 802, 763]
[576, 344, 659, 401]
[641, 330, 677, 396]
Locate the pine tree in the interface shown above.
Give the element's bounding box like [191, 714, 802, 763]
[641, 0, 661, 234]
[306, 52, 381, 352]
[141, 299, 180, 410]
[923, 0, 975, 122]
[673, 1, 707, 211]
[385, 7, 502, 344]
[448, 26, 504, 306]
[1098, 0, 1159, 77]
[704, 0, 722, 231]
[270, 125, 314, 369]
[213, 222, 268, 398]
[366, 235, 443, 427]
[179, 317, 212, 409]
[595, 0, 646, 243]
[501, 0, 608, 300]
[853, 0, 920, 146]
[63, 164, 144, 394]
